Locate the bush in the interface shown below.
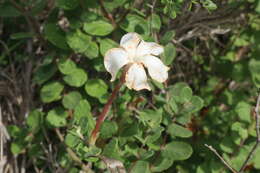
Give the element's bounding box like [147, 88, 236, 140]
[1, 0, 260, 172]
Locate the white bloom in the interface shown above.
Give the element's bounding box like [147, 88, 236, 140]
[104, 32, 169, 91]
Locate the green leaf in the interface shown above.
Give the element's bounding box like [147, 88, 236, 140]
[182, 86, 193, 102]
[149, 14, 161, 31]
[26, 110, 43, 133]
[83, 20, 114, 36]
[252, 147, 260, 169]
[103, 138, 121, 160]
[162, 43, 176, 65]
[169, 98, 178, 113]
[229, 145, 251, 170]
[145, 126, 164, 144]
[0, 3, 21, 17]
[99, 38, 118, 56]
[120, 122, 139, 137]
[140, 150, 155, 160]
[74, 99, 94, 137]
[100, 121, 118, 139]
[66, 30, 91, 53]
[151, 154, 174, 172]
[7, 125, 21, 138]
[130, 160, 151, 173]
[58, 58, 77, 75]
[46, 107, 68, 127]
[82, 145, 102, 159]
[256, 0, 260, 13]
[11, 141, 26, 155]
[84, 41, 99, 59]
[85, 79, 108, 99]
[56, 0, 79, 10]
[33, 63, 57, 85]
[120, 14, 149, 35]
[202, 0, 217, 11]
[167, 123, 192, 138]
[66, 30, 99, 59]
[65, 133, 80, 148]
[63, 68, 88, 87]
[44, 23, 69, 50]
[74, 100, 91, 120]
[28, 0, 47, 15]
[220, 138, 235, 154]
[139, 109, 162, 128]
[62, 91, 82, 109]
[104, 0, 127, 11]
[231, 122, 248, 144]
[235, 101, 251, 123]
[169, 83, 193, 103]
[161, 31, 175, 45]
[182, 96, 204, 114]
[40, 82, 64, 103]
[249, 59, 260, 88]
[162, 141, 193, 160]
[11, 32, 34, 40]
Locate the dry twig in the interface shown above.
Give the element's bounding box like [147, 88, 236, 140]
[204, 144, 238, 173]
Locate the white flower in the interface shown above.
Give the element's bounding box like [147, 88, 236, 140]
[104, 32, 169, 91]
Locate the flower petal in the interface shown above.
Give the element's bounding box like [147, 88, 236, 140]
[136, 41, 164, 57]
[139, 55, 169, 83]
[125, 63, 151, 91]
[104, 48, 129, 81]
[120, 32, 141, 59]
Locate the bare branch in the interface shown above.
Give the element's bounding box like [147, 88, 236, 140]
[204, 144, 238, 173]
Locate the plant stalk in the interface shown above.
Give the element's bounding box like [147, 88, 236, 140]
[89, 74, 125, 145]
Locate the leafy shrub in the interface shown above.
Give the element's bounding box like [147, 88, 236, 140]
[1, 0, 260, 172]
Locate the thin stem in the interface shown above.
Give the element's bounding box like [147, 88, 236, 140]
[89, 74, 125, 145]
[238, 91, 260, 172]
[204, 144, 238, 173]
[55, 129, 94, 173]
[98, 0, 116, 27]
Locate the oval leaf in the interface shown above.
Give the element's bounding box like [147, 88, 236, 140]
[83, 20, 114, 36]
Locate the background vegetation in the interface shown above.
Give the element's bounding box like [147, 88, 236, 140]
[1, 0, 260, 172]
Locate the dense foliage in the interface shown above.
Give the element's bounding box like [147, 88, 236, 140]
[1, 0, 260, 172]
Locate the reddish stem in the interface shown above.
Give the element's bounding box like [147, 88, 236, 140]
[98, 0, 117, 27]
[89, 75, 125, 145]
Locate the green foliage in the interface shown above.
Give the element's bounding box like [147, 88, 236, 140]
[121, 14, 149, 35]
[167, 123, 193, 138]
[56, 0, 79, 10]
[83, 20, 114, 36]
[3, 0, 260, 172]
[40, 81, 64, 103]
[162, 43, 176, 65]
[249, 59, 260, 87]
[0, 2, 21, 17]
[62, 91, 82, 109]
[162, 141, 193, 160]
[63, 68, 88, 87]
[46, 107, 68, 127]
[85, 79, 108, 99]
[66, 30, 99, 58]
[44, 23, 69, 50]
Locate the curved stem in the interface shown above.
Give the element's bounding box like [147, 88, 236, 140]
[89, 74, 125, 145]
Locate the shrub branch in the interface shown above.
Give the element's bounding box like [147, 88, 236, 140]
[89, 72, 126, 145]
[204, 144, 238, 173]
